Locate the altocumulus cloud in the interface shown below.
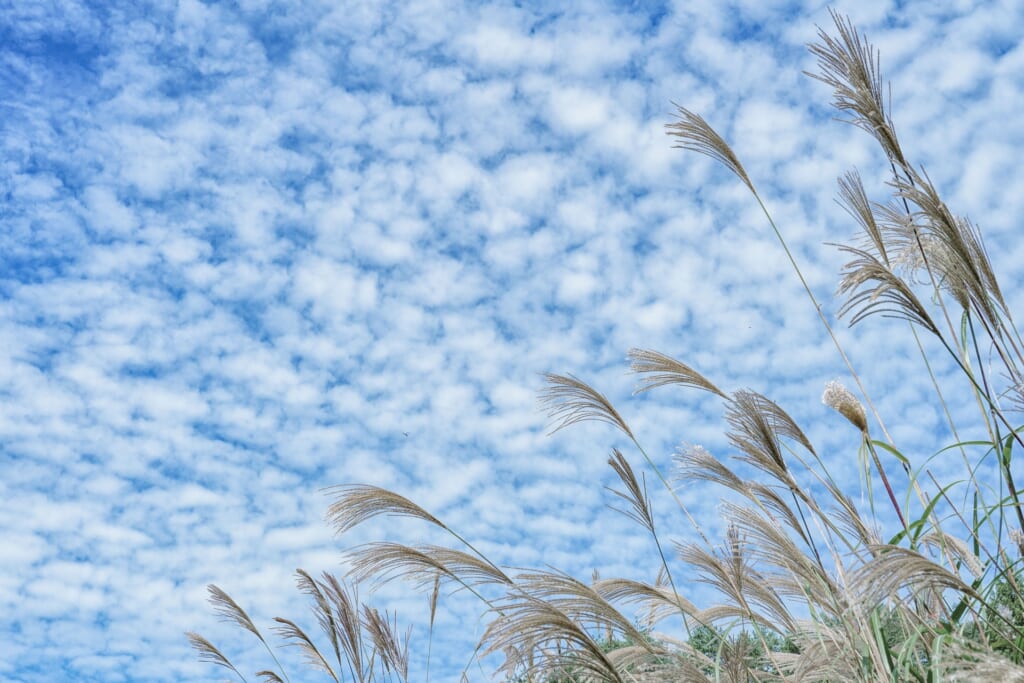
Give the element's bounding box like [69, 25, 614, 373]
[2, 0, 1023, 681]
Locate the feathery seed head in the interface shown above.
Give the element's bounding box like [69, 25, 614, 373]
[1012, 379, 1024, 413]
[688, 443, 711, 459]
[539, 373, 633, 439]
[808, 10, 905, 166]
[1011, 529, 1024, 557]
[822, 380, 868, 433]
[665, 105, 754, 193]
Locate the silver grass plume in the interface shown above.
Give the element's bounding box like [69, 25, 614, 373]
[675, 443, 748, 495]
[717, 501, 836, 607]
[628, 348, 727, 398]
[362, 606, 410, 681]
[836, 169, 889, 265]
[676, 525, 796, 634]
[836, 243, 940, 334]
[808, 9, 906, 168]
[665, 105, 753, 192]
[185, 632, 246, 681]
[271, 617, 338, 681]
[343, 541, 512, 589]
[324, 484, 446, 535]
[539, 373, 633, 438]
[941, 642, 1024, 683]
[592, 577, 699, 628]
[483, 593, 626, 683]
[511, 569, 656, 650]
[207, 584, 264, 641]
[318, 574, 366, 681]
[850, 546, 979, 609]
[895, 169, 1008, 321]
[606, 448, 655, 533]
[724, 390, 808, 484]
[919, 531, 984, 580]
[293, 570, 343, 679]
[603, 645, 714, 682]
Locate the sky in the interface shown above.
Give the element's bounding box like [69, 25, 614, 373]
[2, 0, 1024, 681]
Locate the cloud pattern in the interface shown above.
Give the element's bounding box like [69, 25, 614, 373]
[2, 1, 1023, 680]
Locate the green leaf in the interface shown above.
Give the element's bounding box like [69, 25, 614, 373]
[871, 439, 910, 467]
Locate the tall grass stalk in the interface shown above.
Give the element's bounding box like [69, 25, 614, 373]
[191, 12, 1024, 682]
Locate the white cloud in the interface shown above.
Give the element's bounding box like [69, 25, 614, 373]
[546, 85, 612, 134]
[458, 22, 554, 71]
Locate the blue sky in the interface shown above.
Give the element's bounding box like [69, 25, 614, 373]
[3, 1, 1023, 681]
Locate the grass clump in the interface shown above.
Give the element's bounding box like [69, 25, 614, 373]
[190, 11, 1024, 682]
[188, 573, 417, 683]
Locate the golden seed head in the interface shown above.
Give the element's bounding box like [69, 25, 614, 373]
[822, 380, 868, 433]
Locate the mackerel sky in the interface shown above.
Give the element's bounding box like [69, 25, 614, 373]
[3, 1, 1023, 681]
